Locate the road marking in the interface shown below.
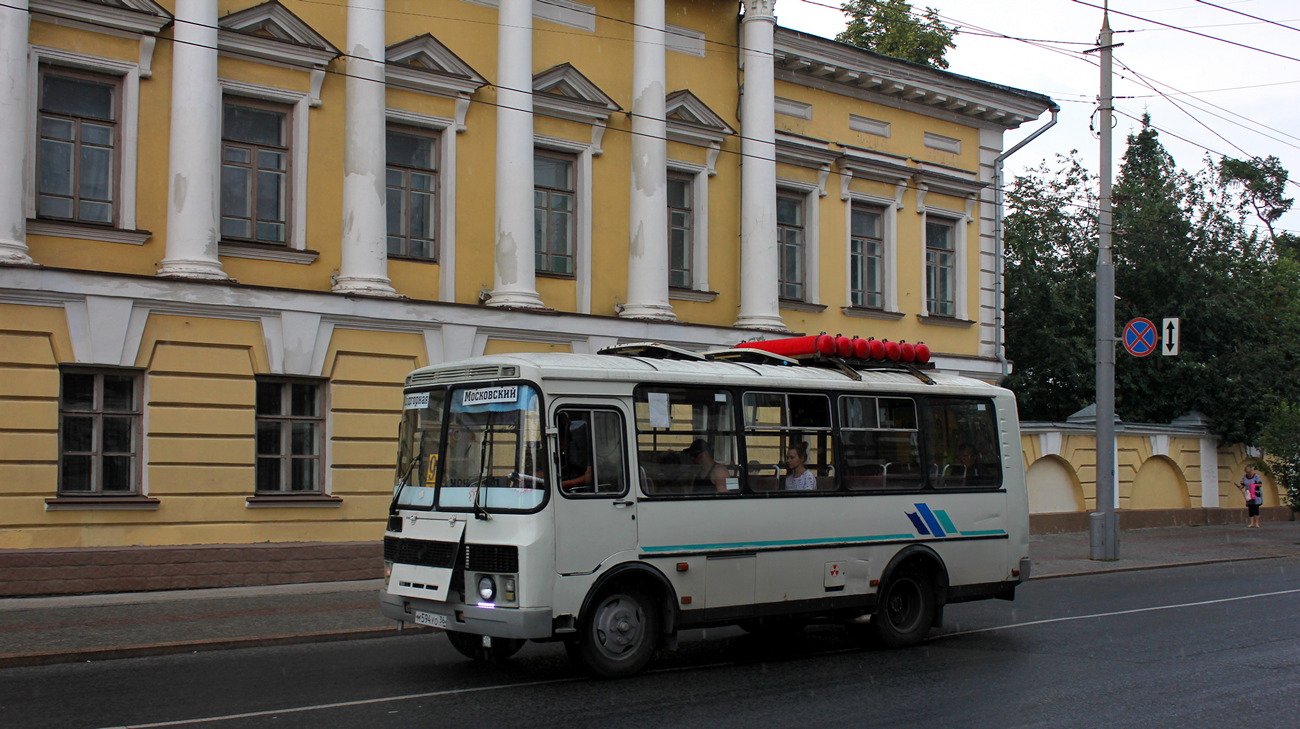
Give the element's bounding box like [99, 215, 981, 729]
[96, 586, 1300, 727]
[941, 587, 1300, 638]
[94, 676, 582, 729]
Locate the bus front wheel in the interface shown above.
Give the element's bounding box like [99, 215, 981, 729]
[872, 570, 935, 648]
[445, 630, 525, 663]
[572, 588, 660, 678]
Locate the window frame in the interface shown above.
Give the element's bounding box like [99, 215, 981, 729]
[533, 149, 578, 277]
[666, 172, 695, 290]
[218, 80, 311, 254]
[254, 377, 326, 495]
[556, 406, 630, 499]
[776, 189, 807, 301]
[385, 124, 440, 262]
[58, 367, 143, 497]
[35, 65, 121, 227]
[925, 217, 958, 318]
[849, 203, 886, 310]
[220, 97, 293, 246]
[27, 48, 143, 238]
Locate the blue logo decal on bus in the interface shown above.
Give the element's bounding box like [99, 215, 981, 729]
[905, 503, 1001, 538]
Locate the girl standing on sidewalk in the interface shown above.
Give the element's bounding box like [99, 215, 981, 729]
[1239, 464, 1264, 528]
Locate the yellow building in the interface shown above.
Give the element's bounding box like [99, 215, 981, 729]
[0, 0, 1062, 595]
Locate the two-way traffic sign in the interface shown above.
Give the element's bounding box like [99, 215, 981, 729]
[1161, 317, 1180, 356]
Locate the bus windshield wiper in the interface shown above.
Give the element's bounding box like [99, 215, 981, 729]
[389, 438, 422, 516]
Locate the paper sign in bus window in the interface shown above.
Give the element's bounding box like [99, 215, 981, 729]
[425, 454, 439, 487]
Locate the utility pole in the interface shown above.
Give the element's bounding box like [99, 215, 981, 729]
[1089, 4, 1120, 560]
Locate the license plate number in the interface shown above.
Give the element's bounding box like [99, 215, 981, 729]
[413, 610, 448, 629]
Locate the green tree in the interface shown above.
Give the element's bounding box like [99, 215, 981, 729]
[1001, 153, 1097, 421]
[836, 0, 957, 69]
[1258, 402, 1300, 510]
[1002, 115, 1300, 446]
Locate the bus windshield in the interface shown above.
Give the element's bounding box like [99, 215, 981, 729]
[393, 384, 546, 513]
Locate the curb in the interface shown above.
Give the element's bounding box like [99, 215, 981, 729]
[0, 625, 429, 669]
[1029, 554, 1284, 581]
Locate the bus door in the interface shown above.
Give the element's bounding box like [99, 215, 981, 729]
[552, 401, 637, 575]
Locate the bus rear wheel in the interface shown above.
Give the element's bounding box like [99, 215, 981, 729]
[872, 570, 935, 648]
[445, 630, 525, 663]
[572, 588, 660, 678]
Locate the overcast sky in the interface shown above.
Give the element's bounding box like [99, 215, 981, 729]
[772, 0, 1300, 235]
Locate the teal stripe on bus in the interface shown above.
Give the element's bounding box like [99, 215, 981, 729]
[642, 528, 1010, 553]
[642, 533, 922, 553]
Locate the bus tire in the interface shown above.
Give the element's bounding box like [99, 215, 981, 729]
[872, 569, 935, 648]
[573, 587, 660, 678]
[445, 630, 525, 663]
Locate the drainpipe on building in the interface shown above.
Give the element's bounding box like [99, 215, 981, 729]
[993, 105, 1058, 381]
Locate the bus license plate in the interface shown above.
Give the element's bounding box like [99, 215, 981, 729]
[413, 610, 448, 629]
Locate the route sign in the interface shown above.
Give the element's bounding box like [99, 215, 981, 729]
[1123, 318, 1158, 357]
[1161, 317, 1180, 356]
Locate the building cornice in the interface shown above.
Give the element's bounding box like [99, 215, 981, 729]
[773, 27, 1056, 130]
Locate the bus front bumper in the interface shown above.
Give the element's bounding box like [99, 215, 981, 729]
[379, 590, 554, 640]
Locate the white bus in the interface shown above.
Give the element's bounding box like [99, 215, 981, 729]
[380, 340, 1030, 678]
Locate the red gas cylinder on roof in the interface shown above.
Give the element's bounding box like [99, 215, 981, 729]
[914, 342, 931, 364]
[735, 334, 836, 358]
[899, 341, 916, 363]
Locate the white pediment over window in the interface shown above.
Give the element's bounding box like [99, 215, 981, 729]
[385, 35, 488, 98]
[30, 0, 172, 34]
[665, 90, 734, 147]
[218, 1, 340, 69]
[533, 63, 620, 125]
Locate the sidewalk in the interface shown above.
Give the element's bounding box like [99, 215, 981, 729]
[1, 522, 1296, 669]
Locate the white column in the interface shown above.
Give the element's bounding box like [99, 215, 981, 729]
[620, 0, 674, 321]
[158, 0, 226, 279]
[0, 0, 33, 264]
[334, 0, 399, 297]
[735, 0, 783, 331]
[486, 0, 544, 309]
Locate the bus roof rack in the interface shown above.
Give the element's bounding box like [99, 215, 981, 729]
[597, 342, 706, 361]
[703, 348, 799, 366]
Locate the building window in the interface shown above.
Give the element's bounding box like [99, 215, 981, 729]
[850, 204, 884, 309]
[222, 100, 290, 244]
[534, 152, 576, 276]
[386, 127, 439, 261]
[777, 191, 805, 300]
[59, 369, 140, 495]
[668, 174, 693, 288]
[926, 219, 956, 317]
[37, 67, 118, 226]
[256, 379, 323, 493]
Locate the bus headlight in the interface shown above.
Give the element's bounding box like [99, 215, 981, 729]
[477, 575, 496, 602]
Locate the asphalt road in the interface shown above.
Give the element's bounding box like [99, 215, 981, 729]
[4, 558, 1298, 729]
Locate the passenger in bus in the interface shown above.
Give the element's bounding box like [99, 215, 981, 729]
[558, 416, 593, 492]
[685, 439, 729, 492]
[784, 442, 817, 491]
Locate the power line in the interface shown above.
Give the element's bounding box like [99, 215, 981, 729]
[1069, 0, 1300, 63]
[1191, 0, 1300, 34]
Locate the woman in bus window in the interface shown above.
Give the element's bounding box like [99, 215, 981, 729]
[784, 442, 817, 491]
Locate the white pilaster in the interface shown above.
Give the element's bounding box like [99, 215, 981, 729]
[0, 0, 33, 264]
[620, 0, 674, 321]
[486, 0, 544, 309]
[334, 0, 399, 297]
[1201, 437, 1220, 508]
[735, 0, 784, 331]
[158, 0, 227, 279]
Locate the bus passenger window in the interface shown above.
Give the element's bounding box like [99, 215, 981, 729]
[742, 390, 834, 493]
[924, 398, 1002, 489]
[634, 386, 740, 496]
[839, 395, 921, 491]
